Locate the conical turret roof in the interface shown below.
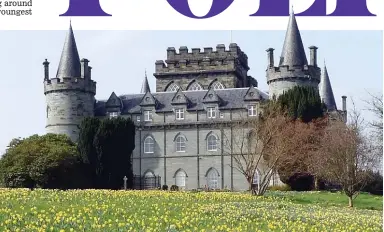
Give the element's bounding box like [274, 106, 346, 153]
[319, 64, 337, 111]
[279, 13, 308, 67]
[56, 22, 81, 79]
[141, 70, 151, 93]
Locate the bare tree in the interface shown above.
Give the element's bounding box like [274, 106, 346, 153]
[364, 92, 383, 133]
[312, 101, 379, 207]
[222, 103, 320, 195]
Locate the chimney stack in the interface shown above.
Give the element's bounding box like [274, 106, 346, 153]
[81, 58, 89, 79]
[309, 46, 318, 67]
[342, 96, 347, 111]
[266, 48, 275, 68]
[43, 59, 50, 81]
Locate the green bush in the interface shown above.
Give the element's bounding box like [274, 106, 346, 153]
[162, 185, 168, 190]
[0, 134, 84, 189]
[170, 185, 179, 191]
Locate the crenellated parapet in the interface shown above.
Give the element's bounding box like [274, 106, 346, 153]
[266, 65, 321, 84]
[44, 77, 96, 95]
[155, 43, 249, 75]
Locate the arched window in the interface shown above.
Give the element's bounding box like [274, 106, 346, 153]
[175, 169, 187, 188]
[207, 134, 218, 151]
[188, 82, 203, 91]
[206, 168, 219, 189]
[166, 83, 180, 92]
[144, 136, 154, 153]
[211, 81, 225, 90]
[175, 135, 186, 152]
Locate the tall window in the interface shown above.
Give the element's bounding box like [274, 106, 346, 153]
[109, 112, 119, 118]
[248, 105, 257, 117]
[144, 110, 152, 122]
[176, 136, 186, 152]
[207, 107, 216, 119]
[207, 168, 219, 189]
[188, 82, 203, 91]
[175, 170, 187, 188]
[166, 83, 180, 92]
[144, 137, 154, 153]
[207, 134, 218, 151]
[175, 108, 184, 120]
[211, 81, 225, 90]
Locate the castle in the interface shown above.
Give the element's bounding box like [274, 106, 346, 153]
[43, 14, 346, 190]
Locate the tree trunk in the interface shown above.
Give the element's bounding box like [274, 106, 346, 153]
[348, 196, 353, 207]
[314, 176, 318, 191]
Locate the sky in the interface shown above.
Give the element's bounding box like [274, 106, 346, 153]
[0, 28, 382, 154]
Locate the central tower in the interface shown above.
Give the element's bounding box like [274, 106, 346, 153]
[43, 24, 96, 141]
[266, 13, 321, 98]
[154, 43, 257, 92]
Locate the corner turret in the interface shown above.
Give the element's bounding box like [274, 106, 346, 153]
[319, 63, 337, 111]
[43, 23, 97, 141]
[266, 13, 321, 98]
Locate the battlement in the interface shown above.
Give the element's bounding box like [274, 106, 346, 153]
[44, 77, 96, 94]
[155, 43, 249, 75]
[266, 65, 321, 84]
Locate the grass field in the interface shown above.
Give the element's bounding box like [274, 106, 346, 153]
[0, 189, 382, 232]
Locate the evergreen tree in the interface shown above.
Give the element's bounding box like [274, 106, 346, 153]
[78, 117, 101, 187]
[93, 117, 136, 189]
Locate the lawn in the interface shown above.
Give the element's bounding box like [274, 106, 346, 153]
[0, 189, 382, 232]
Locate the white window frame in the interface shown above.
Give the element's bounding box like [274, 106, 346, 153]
[211, 81, 225, 90]
[175, 108, 185, 120]
[136, 115, 141, 122]
[109, 112, 119, 119]
[175, 170, 187, 188]
[207, 169, 219, 189]
[144, 137, 154, 154]
[219, 112, 224, 118]
[167, 83, 180, 92]
[248, 105, 257, 117]
[207, 134, 218, 151]
[207, 107, 216, 119]
[175, 136, 186, 152]
[188, 82, 203, 91]
[144, 110, 152, 122]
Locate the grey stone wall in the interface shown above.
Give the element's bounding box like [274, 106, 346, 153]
[266, 65, 321, 98]
[44, 77, 96, 141]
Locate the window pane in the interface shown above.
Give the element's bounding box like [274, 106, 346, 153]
[207, 169, 219, 189]
[175, 171, 186, 187]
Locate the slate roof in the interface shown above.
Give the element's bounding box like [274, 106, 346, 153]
[94, 87, 269, 116]
[279, 13, 308, 67]
[319, 64, 337, 111]
[56, 23, 81, 79]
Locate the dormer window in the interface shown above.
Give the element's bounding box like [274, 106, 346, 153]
[109, 112, 119, 118]
[144, 110, 152, 122]
[175, 108, 184, 120]
[248, 105, 257, 117]
[207, 107, 216, 119]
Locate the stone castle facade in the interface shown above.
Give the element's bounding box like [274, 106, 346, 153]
[43, 14, 347, 190]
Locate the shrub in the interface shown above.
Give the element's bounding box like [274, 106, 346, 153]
[268, 184, 291, 191]
[362, 171, 383, 195]
[287, 173, 314, 191]
[162, 185, 168, 191]
[170, 185, 179, 191]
